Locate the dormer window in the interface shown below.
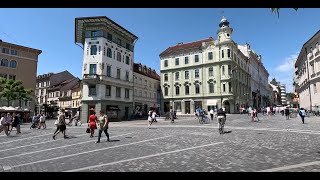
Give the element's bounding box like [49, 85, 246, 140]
[227, 34, 230, 37]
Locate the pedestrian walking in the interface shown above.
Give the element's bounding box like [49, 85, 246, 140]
[251, 108, 257, 122]
[0, 113, 9, 136]
[96, 111, 110, 143]
[148, 110, 153, 128]
[217, 108, 227, 134]
[88, 111, 98, 138]
[299, 108, 306, 124]
[53, 110, 67, 140]
[38, 114, 46, 129]
[210, 108, 214, 120]
[152, 110, 157, 123]
[170, 110, 174, 123]
[9, 112, 21, 134]
[285, 107, 290, 120]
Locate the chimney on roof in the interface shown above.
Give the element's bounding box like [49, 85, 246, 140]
[209, 37, 213, 39]
[177, 42, 183, 45]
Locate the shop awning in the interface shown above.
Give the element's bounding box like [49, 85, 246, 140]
[207, 99, 218, 106]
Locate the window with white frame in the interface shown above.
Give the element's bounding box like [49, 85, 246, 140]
[164, 74, 168, 81]
[90, 45, 97, 55]
[175, 58, 179, 65]
[175, 72, 179, 80]
[107, 65, 111, 77]
[195, 84, 200, 94]
[89, 85, 96, 96]
[208, 52, 213, 60]
[125, 89, 129, 98]
[209, 83, 214, 93]
[209, 67, 213, 77]
[164, 87, 168, 96]
[116, 87, 121, 97]
[185, 56, 189, 64]
[185, 71, 189, 79]
[185, 85, 189, 95]
[195, 69, 199, 78]
[176, 86, 180, 95]
[195, 55, 199, 62]
[164, 60, 168, 67]
[106, 85, 111, 96]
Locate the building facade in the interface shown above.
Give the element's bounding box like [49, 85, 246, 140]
[75, 16, 138, 122]
[35, 71, 75, 114]
[0, 40, 42, 110]
[295, 30, 320, 111]
[133, 63, 160, 117]
[279, 84, 287, 105]
[159, 17, 252, 114]
[58, 78, 80, 115]
[238, 44, 270, 108]
[71, 80, 82, 114]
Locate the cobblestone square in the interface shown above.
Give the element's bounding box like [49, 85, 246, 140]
[1, 113, 320, 172]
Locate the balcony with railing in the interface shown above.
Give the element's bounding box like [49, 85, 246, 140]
[83, 74, 100, 83]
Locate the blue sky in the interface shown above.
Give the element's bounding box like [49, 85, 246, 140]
[0, 8, 319, 92]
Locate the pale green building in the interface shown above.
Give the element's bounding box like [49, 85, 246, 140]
[159, 17, 251, 114]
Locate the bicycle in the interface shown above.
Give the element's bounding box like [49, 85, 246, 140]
[217, 116, 226, 134]
[198, 115, 210, 124]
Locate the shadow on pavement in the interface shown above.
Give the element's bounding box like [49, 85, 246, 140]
[101, 140, 120, 143]
[224, 131, 232, 134]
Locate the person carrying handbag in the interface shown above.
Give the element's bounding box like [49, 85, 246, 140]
[96, 110, 110, 143]
[53, 110, 67, 140]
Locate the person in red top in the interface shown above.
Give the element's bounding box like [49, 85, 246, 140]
[88, 111, 98, 138]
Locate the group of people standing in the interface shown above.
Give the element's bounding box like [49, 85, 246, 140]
[0, 112, 21, 136]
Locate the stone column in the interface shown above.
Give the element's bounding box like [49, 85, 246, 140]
[80, 103, 88, 123]
[190, 100, 194, 114]
[181, 100, 185, 114]
[95, 102, 101, 117]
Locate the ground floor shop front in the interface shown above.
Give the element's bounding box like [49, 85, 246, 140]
[80, 100, 133, 122]
[162, 97, 238, 114]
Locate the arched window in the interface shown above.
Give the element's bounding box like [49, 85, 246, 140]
[1, 59, 8, 67]
[209, 83, 214, 93]
[195, 84, 200, 94]
[176, 86, 180, 95]
[185, 85, 189, 95]
[164, 87, 168, 96]
[9, 60, 17, 68]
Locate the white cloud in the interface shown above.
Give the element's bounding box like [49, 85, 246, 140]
[270, 53, 299, 93]
[275, 54, 297, 72]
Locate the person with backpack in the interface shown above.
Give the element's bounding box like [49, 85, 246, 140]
[299, 108, 306, 124]
[10, 112, 21, 134]
[96, 110, 110, 143]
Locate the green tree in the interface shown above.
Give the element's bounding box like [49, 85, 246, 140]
[0, 78, 33, 107]
[0, 79, 21, 106]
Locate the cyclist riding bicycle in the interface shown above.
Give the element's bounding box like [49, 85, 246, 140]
[217, 108, 226, 134]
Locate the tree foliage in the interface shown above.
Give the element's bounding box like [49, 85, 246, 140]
[0, 77, 33, 107]
[271, 8, 299, 18]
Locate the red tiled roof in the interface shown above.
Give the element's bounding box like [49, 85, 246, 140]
[159, 37, 214, 57]
[133, 63, 160, 81]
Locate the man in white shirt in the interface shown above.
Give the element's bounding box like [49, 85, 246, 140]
[209, 108, 214, 120]
[38, 114, 46, 129]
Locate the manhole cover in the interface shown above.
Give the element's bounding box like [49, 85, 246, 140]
[257, 132, 263, 134]
[125, 137, 132, 138]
